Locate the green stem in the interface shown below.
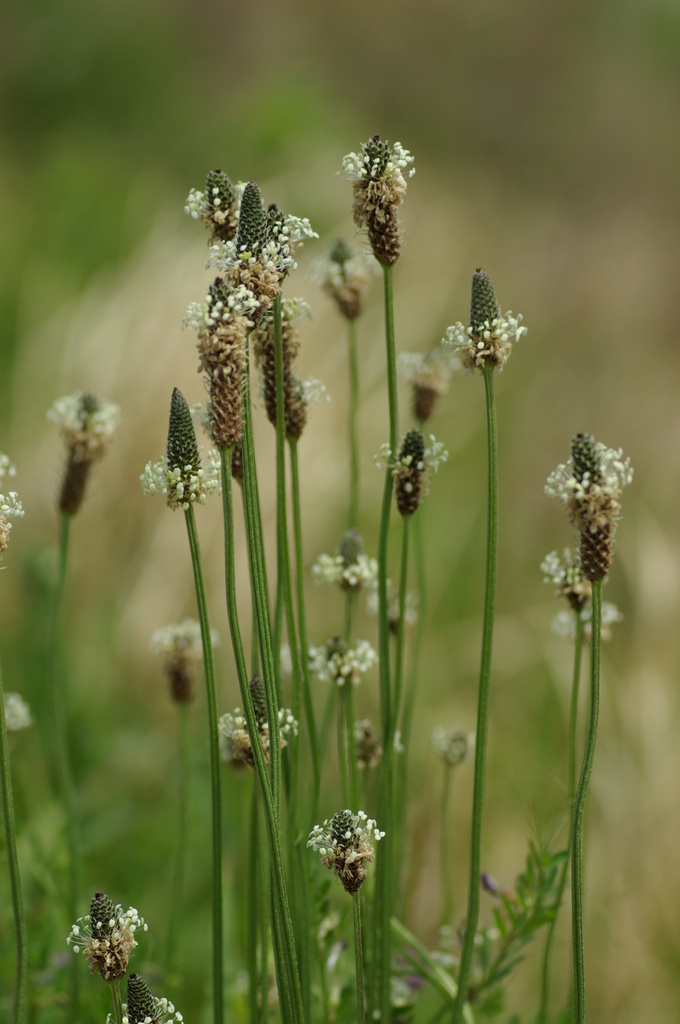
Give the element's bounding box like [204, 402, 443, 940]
[452, 366, 498, 1024]
[289, 438, 321, 823]
[392, 516, 411, 735]
[183, 507, 223, 1024]
[248, 779, 263, 1024]
[0, 659, 27, 1024]
[165, 705, 190, 973]
[219, 448, 304, 1024]
[538, 610, 583, 1022]
[241, 342, 282, 814]
[48, 510, 79, 1015]
[441, 763, 453, 929]
[372, 261, 400, 1023]
[109, 980, 124, 1024]
[348, 316, 360, 529]
[353, 891, 366, 1024]
[572, 582, 602, 1024]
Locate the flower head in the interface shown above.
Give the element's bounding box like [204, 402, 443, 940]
[551, 601, 623, 643]
[308, 637, 377, 687]
[252, 297, 313, 439]
[432, 727, 474, 767]
[219, 675, 297, 768]
[67, 892, 147, 981]
[0, 454, 24, 564]
[185, 169, 242, 243]
[311, 530, 378, 592]
[150, 619, 218, 704]
[3, 692, 33, 730]
[545, 434, 633, 581]
[141, 390, 220, 510]
[308, 809, 384, 893]
[354, 719, 383, 770]
[107, 973, 184, 1024]
[342, 135, 415, 266]
[397, 348, 459, 422]
[375, 431, 448, 517]
[312, 238, 377, 320]
[443, 269, 527, 373]
[541, 548, 592, 613]
[48, 392, 120, 513]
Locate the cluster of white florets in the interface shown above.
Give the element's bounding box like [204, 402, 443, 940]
[311, 552, 378, 591]
[140, 449, 220, 511]
[47, 392, 121, 447]
[150, 619, 218, 656]
[550, 601, 623, 641]
[218, 707, 298, 767]
[443, 313, 527, 373]
[67, 903, 147, 981]
[374, 434, 448, 475]
[183, 284, 260, 333]
[0, 453, 24, 563]
[545, 443, 634, 509]
[308, 809, 384, 892]
[3, 692, 33, 731]
[341, 141, 415, 185]
[365, 582, 419, 629]
[108, 997, 184, 1024]
[308, 639, 378, 687]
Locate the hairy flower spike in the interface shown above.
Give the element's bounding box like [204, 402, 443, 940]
[127, 973, 157, 1022]
[397, 349, 458, 422]
[313, 239, 376, 320]
[443, 269, 527, 373]
[308, 809, 384, 893]
[432, 727, 474, 767]
[342, 135, 415, 266]
[541, 548, 591, 612]
[545, 434, 633, 581]
[204, 168, 238, 242]
[167, 388, 201, 476]
[48, 391, 120, 514]
[219, 703, 297, 768]
[67, 893, 147, 981]
[308, 637, 378, 687]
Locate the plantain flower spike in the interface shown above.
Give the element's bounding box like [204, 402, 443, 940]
[308, 809, 384, 894]
[342, 135, 415, 266]
[185, 168, 240, 244]
[545, 433, 633, 581]
[443, 268, 527, 373]
[140, 389, 220, 510]
[67, 892, 147, 981]
[122, 972, 184, 1024]
[48, 391, 120, 514]
[0, 453, 24, 564]
[150, 619, 218, 704]
[315, 238, 375, 320]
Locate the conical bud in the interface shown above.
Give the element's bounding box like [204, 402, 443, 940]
[470, 268, 500, 335]
[330, 809, 355, 846]
[90, 892, 115, 938]
[249, 674, 268, 730]
[571, 433, 600, 486]
[166, 389, 200, 474]
[205, 168, 235, 216]
[127, 974, 157, 1024]
[339, 528, 363, 569]
[236, 182, 268, 255]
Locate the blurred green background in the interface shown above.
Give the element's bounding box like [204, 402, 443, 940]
[2, 0, 680, 1020]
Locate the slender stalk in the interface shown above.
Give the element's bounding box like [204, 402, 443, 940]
[353, 891, 366, 1024]
[441, 762, 453, 929]
[220, 448, 304, 1024]
[0, 659, 27, 1024]
[48, 510, 79, 1014]
[571, 582, 602, 1024]
[538, 610, 583, 1022]
[248, 779, 263, 1024]
[372, 261, 400, 1023]
[289, 438, 321, 822]
[392, 516, 411, 732]
[183, 507, 223, 1024]
[109, 980, 124, 1024]
[347, 316, 360, 529]
[165, 705, 190, 973]
[452, 365, 498, 1024]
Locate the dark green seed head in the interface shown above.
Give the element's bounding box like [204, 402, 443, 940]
[329, 238, 353, 267]
[89, 892, 115, 938]
[127, 974, 157, 1024]
[469, 268, 500, 334]
[205, 169, 234, 215]
[363, 134, 391, 179]
[330, 810, 355, 847]
[78, 392, 101, 425]
[399, 429, 425, 466]
[249, 674, 267, 729]
[326, 636, 348, 660]
[166, 388, 200, 474]
[338, 528, 363, 568]
[236, 182, 268, 255]
[571, 433, 600, 486]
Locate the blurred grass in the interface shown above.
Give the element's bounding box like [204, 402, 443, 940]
[1, 0, 680, 1020]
